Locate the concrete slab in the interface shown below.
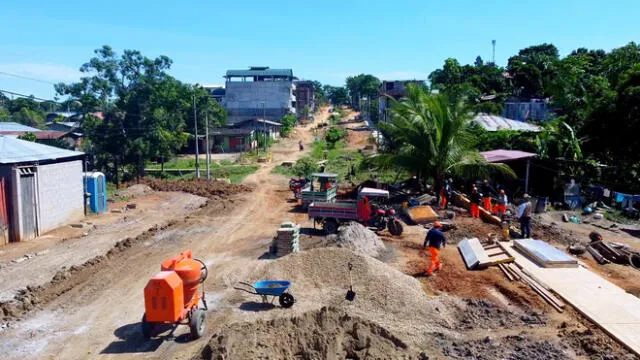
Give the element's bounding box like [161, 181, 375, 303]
[503, 241, 640, 356]
[457, 238, 489, 269]
[514, 239, 578, 267]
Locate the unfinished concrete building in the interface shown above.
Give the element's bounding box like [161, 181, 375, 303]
[294, 80, 315, 119]
[377, 80, 426, 122]
[223, 67, 296, 124]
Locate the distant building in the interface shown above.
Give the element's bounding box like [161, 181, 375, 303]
[202, 85, 226, 103]
[294, 80, 315, 119]
[503, 100, 551, 122]
[0, 136, 85, 244]
[223, 66, 296, 124]
[209, 128, 256, 153]
[377, 80, 426, 122]
[0, 122, 83, 150]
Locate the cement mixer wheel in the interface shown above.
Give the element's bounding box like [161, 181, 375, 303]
[141, 313, 155, 339]
[189, 309, 205, 339]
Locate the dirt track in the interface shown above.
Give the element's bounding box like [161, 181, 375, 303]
[0, 110, 329, 359]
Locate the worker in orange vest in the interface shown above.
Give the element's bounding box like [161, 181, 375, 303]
[481, 179, 496, 211]
[469, 187, 482, 218]
[496, 189, 508, 216]
[424, 221, 447, 275]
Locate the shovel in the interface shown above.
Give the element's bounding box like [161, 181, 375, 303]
[345, 262, 356, 301]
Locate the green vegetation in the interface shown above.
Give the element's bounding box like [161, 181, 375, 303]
[280, 114, 297, 137]
[373, 84, 515, 197]
[325, 127, 347, 149]
[17, 131, 37, 141]
[146, 163, 258, 184]
[55, 45, 227, 186]
[427, 41, 640, 192]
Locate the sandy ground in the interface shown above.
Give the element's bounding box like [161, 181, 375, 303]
[0, 108, 329, 360]
[0, 191, 207, 302]
[2, 106, 638, 359]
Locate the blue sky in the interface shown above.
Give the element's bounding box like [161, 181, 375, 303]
[1, 0, 638, 100]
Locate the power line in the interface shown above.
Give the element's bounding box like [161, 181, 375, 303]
[0, 89, 59, 103]
[0, 71, 57, 85]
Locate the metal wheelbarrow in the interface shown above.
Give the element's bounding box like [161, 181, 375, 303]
[234, 280, 295, 308]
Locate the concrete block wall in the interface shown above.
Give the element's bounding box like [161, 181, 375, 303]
[224, 81, 295, 123]
[37, 160, 84, 233]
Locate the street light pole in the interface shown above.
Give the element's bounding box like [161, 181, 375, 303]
[193, 89, 200, 179]
[205, 112, 211, 180]
[262, 102, 266, 152]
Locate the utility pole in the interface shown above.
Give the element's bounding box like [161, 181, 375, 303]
[262, 102, 267, 152]
[193, 89, 200, 179]
[205, 112, 211, 180]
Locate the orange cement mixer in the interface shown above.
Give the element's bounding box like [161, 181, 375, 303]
[141, 250, 208, 339]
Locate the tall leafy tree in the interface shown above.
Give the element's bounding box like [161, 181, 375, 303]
[345, 74, 380, 109]
[374, 84, 514, 199]
[507, 43, 559, 99]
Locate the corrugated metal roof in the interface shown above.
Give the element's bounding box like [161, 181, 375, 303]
[0, 135, 84, 164]
[0, 122, 42, 132]
[481, 149, 536, 163]
[0, 131, 71, 140]
[473, 113, 541, 132]
[225, 68, 293, 78]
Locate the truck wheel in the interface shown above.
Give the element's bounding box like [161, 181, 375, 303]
[189, 309, 205, 339]
[324, 219, 339, 234]
[279, 293, 295, 308]
[141, 313, 154, 339]
[388, 219, 404, 236]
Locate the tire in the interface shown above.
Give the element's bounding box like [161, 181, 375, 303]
[279, 293, 295, 308]
[388, 219, 403, 236]
[189, 309, 205, 339]
[141, 313, 154, 339]
[323, 219, 339, 235]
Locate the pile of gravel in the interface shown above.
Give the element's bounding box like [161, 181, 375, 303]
[325, 222, 386, 258]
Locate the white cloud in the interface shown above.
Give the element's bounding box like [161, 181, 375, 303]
[0, 63, 82, 83]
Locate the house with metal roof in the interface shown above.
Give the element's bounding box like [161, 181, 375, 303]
[472, 113, 541, 132]
[0, 136, 85, 244]
[0, 122, 42, 132]
[222, 66, 296, 124]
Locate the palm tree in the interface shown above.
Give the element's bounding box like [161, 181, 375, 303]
[374, 84, 515, 198]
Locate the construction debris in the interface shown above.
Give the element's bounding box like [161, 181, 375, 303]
[270, 222, 300, 256]
[588, 239, 640, 269]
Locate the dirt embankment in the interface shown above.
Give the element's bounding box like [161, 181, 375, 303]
[142, 178, 253, 198]
[0, 181, 249, 326]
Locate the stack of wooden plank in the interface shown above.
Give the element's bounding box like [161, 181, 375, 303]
[514, 239, 578, 268]
[497, 262, 566, 313]
[588, 240, 640, 267]
[457, 238, 514, 270]
[271, 222, 300, 256]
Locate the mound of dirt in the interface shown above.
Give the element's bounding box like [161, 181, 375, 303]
[198, 306, 427, 360]
[324, 222, 386, 258]
[436, 333, 571, 360]
[116, 184, 153, 198]
[142, 178, 252, 199]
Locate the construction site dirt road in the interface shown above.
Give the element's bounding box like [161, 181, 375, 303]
[0, 111, 328, 359]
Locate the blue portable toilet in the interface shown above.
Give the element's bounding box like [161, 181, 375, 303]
[83, 172, 108, 214]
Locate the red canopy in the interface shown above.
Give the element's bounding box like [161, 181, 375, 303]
[481, 149, 536, 163]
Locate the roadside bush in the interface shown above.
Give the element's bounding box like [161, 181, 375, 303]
[325, 127, 347, 149]
[280, 114, 297, 137]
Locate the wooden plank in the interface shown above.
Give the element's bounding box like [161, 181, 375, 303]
[486, 254, 515, 265]
[485, 247, 505, 256]
[498, 264, 515, 281]
[505, 263, 521, 281]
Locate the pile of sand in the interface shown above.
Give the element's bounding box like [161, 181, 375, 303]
[198, 306, 426, 360]
[210, 248, 568, 359]
[116, 184, 153, 198]
[325, 222, 386, 258]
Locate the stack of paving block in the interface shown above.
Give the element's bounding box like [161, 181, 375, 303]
[271, 222, 300, 255]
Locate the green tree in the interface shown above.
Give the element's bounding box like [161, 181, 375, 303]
[325, 127, 347, 149]
[345, 74, 380, 109]
[7, 97, 41, 113]
[57, 45, 199, 186]
[280, 114, 297, 137]
[376, 84, 514, 199]
[12, 107, 45, 128]
[324, 86, 349, 105]
[0, 107, 9, 122]
[507, 43, 559, 99]
[312, 81, 326, 105]
[17, 132, 37, 141]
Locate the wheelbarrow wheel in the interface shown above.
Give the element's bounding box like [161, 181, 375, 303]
[141, 313, 154, 339]
[279, 293, 295, 308]
[323, 219, 338, 235]
[189, 309, 206, 339]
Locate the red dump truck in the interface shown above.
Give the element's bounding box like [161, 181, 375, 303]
[308, 187, 403, 235]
